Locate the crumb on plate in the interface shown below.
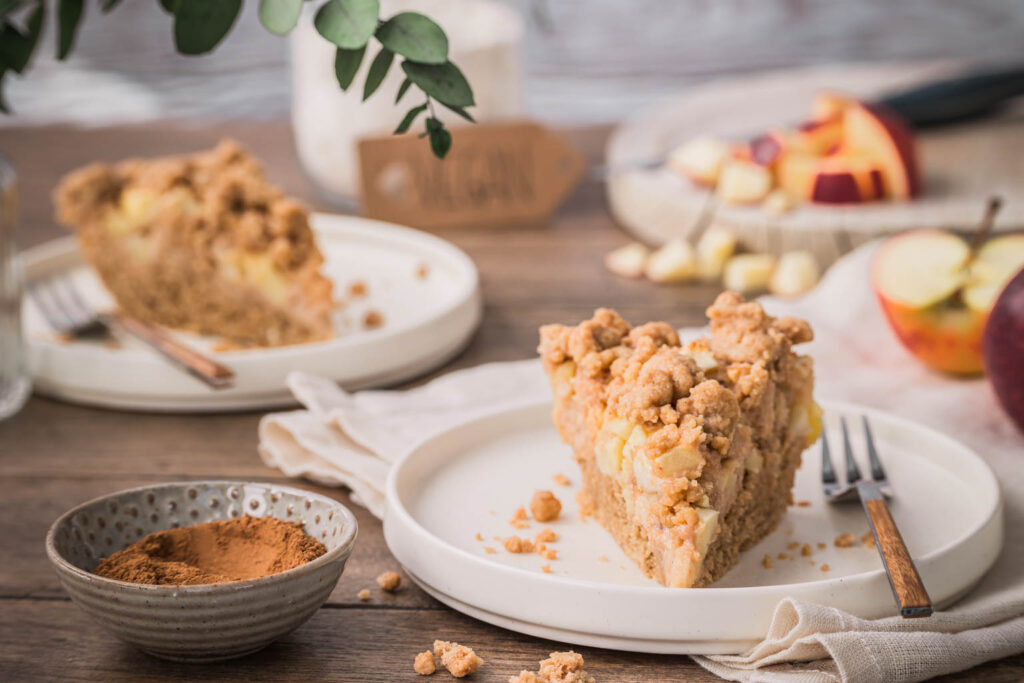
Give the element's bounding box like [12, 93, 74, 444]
[762, 554, 774, 569]
[348, 280, 367, 298]
[530, 490, 562, 522]
[801, 543, 812, 557]
[553, 473, 570, 487]
[503, 536, 534, 553]
[821, 563, 831, 572]
[835, 533, 857, 548]
[535, 528, 558, 544]
[363, 309, 385, 330]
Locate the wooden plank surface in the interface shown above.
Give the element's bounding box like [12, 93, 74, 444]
[0, 121, 1020, 681]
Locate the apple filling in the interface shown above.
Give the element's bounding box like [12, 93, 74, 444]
[540, 293, 818, 587]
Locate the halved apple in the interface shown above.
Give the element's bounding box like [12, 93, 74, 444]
[873, 229, 1024, 374]
[842, 103, 920, 199]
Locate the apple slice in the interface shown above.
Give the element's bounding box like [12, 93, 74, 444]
[723, 253, 776, 293]
[873, 230, 970, 308]
[811, 155, 884, 204]
[645, 239, 699, 283]
[963, 234, 1024, 312]
[770, 251, 820, 296]
[717, 160, 772, 204]
[695, 225, 738, 280]
[667, 136, 730, 186]
[794, 117, 843, 156]
[604, 242, 650, 278]
[842, 102, 920, 199]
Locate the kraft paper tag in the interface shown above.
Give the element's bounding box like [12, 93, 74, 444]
[357, 121, 585, 229]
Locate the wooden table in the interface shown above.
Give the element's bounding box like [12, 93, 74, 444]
[0, 122, 1019, 682]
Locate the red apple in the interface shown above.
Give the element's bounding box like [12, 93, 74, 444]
[983, 267, 1024, 432]
[873, 229, 1024, 375]
[811, 156, 884, 204]
[842, 102, 920, 199]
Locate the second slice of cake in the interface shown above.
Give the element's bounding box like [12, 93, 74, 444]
[538, 292, 821, 587]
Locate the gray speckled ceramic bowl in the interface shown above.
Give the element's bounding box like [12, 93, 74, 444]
[45, 481, 358, 662]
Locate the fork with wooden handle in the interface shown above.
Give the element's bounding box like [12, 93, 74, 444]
[28, 275, 235, 390]
[822, 415, 933, 618]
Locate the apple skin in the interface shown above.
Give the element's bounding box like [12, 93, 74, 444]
[983, 268, 1024, 432]
[875, 295, 987, 375]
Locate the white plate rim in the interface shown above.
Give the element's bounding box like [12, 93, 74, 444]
[21, 213, 483, 410]
[384, 396, 1003, 651]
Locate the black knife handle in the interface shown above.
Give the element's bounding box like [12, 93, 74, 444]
[877, 64, 1024, 129]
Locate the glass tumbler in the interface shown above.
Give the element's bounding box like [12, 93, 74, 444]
[0, 155, 30, 419]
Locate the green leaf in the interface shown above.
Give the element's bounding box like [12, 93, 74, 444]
[362, 46, 392, 101]
[173, 0, 241, 55]
[57, 0, 84, 60]
[401, 60, 474, 108]
[333, 45, 365, 90]
[426, 118, 452, 158]
[0, 1, 44, 74]
[395, 77, 412, 104]
[259, 0, 302, 35]
[440, 101, 474, 123]
[0, 1, 24, 18]
[375, 12, 447, 65]
[394, 102, 426, 134]
[314, 0, 379, 50]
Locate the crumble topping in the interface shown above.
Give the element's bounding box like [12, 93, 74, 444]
[433, 640, 483, 678]
[414, 651, 436, 675]
[530, 491, 562, 522]
[376, 571, 401, 592]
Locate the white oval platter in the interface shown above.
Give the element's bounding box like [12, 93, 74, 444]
[22, 213, 482, 412]
[384, 398, 1002, 654]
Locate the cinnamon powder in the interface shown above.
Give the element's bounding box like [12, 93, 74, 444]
[93, 515, 327, 585]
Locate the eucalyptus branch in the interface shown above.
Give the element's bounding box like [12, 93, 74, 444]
[0, 0, 476, 159]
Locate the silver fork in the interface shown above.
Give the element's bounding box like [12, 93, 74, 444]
[28, 274, 235, 389]
[822, 415, 932, 618]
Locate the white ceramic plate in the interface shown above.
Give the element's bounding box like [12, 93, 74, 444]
[23, 214, 482, 412]
[384, 399, 1002, 654]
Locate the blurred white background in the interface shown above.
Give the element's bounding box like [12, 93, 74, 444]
[3, 0, 1023, 126]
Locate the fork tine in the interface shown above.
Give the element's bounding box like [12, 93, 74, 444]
[28, 280, 73, 331]
[840, 416, 862, 484]
[862, 415, 887, 482]
[821, 421, 837, 486]
[51, 276, 93, 328]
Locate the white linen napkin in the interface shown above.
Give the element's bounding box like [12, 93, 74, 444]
[258, 242, 1024, 682]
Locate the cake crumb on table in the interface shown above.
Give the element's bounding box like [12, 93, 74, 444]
[821, 563, 831, 572]
[433, 640, 483, 678]
[357, 588, 370, 601]
[503, 536, 535, 553]
[835, 533, 857, 548]
[762, 554, 774, 569]
[376, 571, 401, 592]
[535, 528, 558, 544]
[801, 543, 812, 557]
[414, 650, 436, 675]
[553, 473, 570, 486]
[539, 651, 595, 683]
[530, 490, 562, 522]
[510, 672, 541, 683]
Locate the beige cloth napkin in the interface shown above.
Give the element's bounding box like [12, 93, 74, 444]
[258, 243, 1024, 682]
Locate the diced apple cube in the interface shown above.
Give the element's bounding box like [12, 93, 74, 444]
[645, 238, 698, 283]
[770, 250, 820, 297]
[763, 189, 796, 215]
[552, 361, 576, 385]
[655, 444, 704, 479]
[596, 418, 635, 476]
[716, 160, 772, 205]
[723, 253, 777, 293]
[695, 225, 738, 280]
[694, 508, 720, 557]
[680, 340, 717, 371]
[604, 242, 650, 278]
[666, 136, 731, 186]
